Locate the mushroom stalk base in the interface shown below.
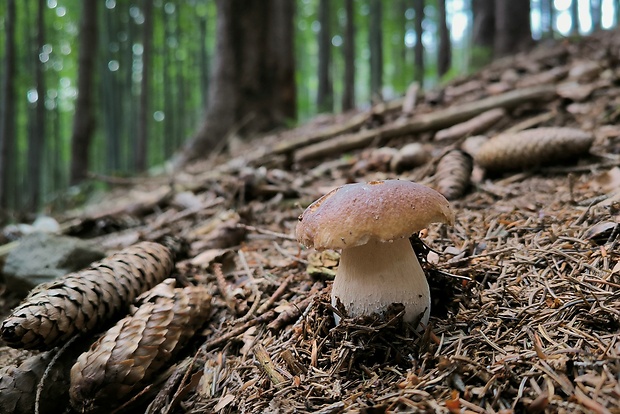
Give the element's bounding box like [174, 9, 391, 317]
[331, 237, 430, 328]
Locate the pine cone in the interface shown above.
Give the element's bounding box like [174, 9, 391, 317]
[434, 149, 473, 200]
[475, 127, 594, 172]
[69, 279, 211, 413]
[1, 241, 174, 350]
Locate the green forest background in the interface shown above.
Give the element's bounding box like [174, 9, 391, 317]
[0, 0, 617, 216]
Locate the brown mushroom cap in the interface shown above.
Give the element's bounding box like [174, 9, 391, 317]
[296, 180, 454, 250]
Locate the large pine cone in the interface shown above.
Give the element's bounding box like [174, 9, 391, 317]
[1, 242, 174, 350]
[69, 279, 211, 413]
[475, 127, 594, 172]
[434, 149, 473, 200]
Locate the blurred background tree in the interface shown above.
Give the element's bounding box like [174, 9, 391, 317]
[0, 0, 616, 215]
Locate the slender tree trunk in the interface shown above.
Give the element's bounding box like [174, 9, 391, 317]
[163, 4, 176, 158]
[413, 0, 425, 85]
[397, 0, 407, 89]
[181, 0, 291, 163]
[369, 0, 383, 101]
[540, 0, 553, 38]
[51, 97, 61, 195]
[26, 0, 46, 210]
[124, 5, 136, 171]
[342, 0, 355, 111]
[135, 0, 153, 172]
[70, 1, 98, 185]
[102, 5, 120, 173]
[271, 0, 297, 121]
[0, 0, 16, 210]
[437, 0, 451, 77]
[591, 0, 602, 31]
[494, 0, 532, 57]
[317, 0, 333, 113]
[199, 13, 209, 110]
[571, 0, 580, 35]
[472, 0, 495, 66]
[175, 8, 187, 145]
[548, 0, 555, 36]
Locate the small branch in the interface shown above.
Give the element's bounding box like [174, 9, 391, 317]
[295, 85, 556, 162]
[272, 98, 404, 155]
[257, 273, 295, 314]
[253, 344, 289, 388]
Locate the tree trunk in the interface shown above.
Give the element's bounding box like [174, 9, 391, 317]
[199, 13, 209, 110]
[571, 0, 580, 35]
[591, 0, 602, 31]
[437, 0, 451, 77]
[181, 0, 292, 163]
[175, 8, 187, 145]
[317, 0, 333, 113]
[26, 0, 46, 210]
[0, 0, 16, 210]
[540, 0, 554, 38]
[369, 0, 383, 101]
[342, 0, 355, 111]
[413, 0, 425, 85]
[102, 5, 121, 173]
[271, 0, 296, 121]
[494, 0, 532, 57]
[70, 1, 98, 185]
[163, 4, 176, 158]
[135, 0, 154, 172]
[471, 0, 494, 67]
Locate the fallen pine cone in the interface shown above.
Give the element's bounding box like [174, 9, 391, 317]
[433, 150, 473, 200]
[1, 241, 174, 350]
[69, 279, 212, 413]
[474, 127, 594, 172]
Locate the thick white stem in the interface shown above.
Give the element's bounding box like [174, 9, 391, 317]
[331, 238, 430, 327]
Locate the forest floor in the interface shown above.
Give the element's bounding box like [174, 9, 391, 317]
[2, 30, 620, 413]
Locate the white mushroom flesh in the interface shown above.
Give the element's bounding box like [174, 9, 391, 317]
[331, 237, 430, 327]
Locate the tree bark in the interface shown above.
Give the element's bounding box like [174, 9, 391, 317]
[437, 0, 451, 77]
[26, 0, 46, 210]
[317, 0, 333, 113]
[102, 5, 121, 173]
[0, 0, 16, 210]
[591, 0, 602, 31]
[70, 1, 98, 185]
[369, 0, 383, 101]
[494, 0, 532, 57]
[163, 4, 176, 159]
[199, 12, 209, 110]
[471, 0, 494, 67]
[135, 0, 154, 172]
[181, 0, 293, 163]
[413, 0, 425, 85]
[270, 0, 297, 121]
[342, 0, 355, 111]
[571, 0, 580, 35]
[538, 0, 553, 39]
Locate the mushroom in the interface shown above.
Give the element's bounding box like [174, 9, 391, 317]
[296, 180, 454, 327]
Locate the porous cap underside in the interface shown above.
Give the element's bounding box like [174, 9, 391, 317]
[296, 180, 455, 250]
